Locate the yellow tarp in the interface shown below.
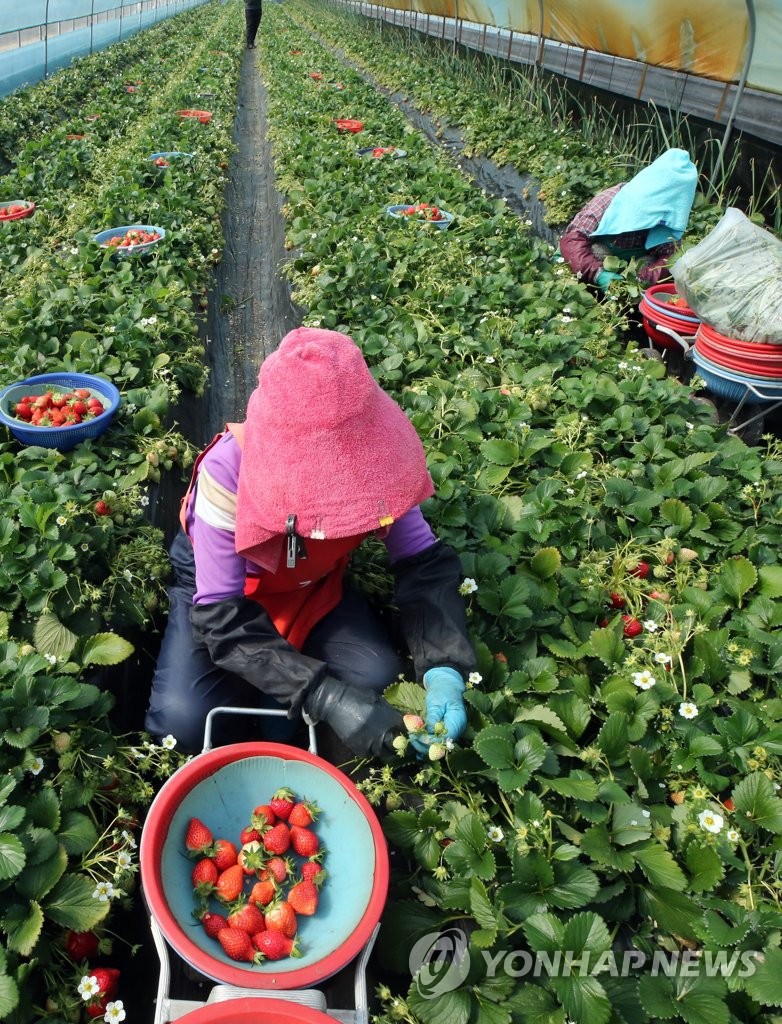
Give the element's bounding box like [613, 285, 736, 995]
[381, 0, 782, 94]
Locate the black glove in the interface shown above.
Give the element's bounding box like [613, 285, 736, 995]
[304, 677, 403, 759]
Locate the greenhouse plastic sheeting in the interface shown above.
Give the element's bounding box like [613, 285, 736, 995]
[379, 0, 782, 95]
[0, 0, 209, 97]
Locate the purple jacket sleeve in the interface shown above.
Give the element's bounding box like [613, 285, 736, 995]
[559, 185, 623, 284]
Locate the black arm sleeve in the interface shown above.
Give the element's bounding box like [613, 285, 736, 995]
[189, 597, 328, 715]
[392, 541, 476, 680]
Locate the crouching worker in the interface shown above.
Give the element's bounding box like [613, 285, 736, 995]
[559, 148, 698, 291]
[145, 327, 476, 758]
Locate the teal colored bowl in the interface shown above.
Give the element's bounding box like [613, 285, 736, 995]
[94, 224, 165, 255]
[386, 204, 453, 229]
[140, 743, 388, 990]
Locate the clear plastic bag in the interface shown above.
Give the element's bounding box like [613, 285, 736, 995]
[671, 208, 782, 343]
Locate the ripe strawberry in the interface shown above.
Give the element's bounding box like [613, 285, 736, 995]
[608, 592, 626, 609]
[403, 714, 425, 733]
[191, 858, 218, 890]
[215, 864, 244, 903]
[200, 912, 229, 939]
[264, 901, 297, 938]
[263, 822, 291, 854]
[212, 838, 238, 871]
[289, 825, 319, 857]
[228, 903, 266, 935]
[240, 825, 261, 845]
[251, 804, 276, 828]
[94, 500, 112, 517]
[84, 967, 120, 1019]
[217, 927, 259, 963]
[301, 860, 325, 884]
[65, 930, 100, 961]
[287, 879, 319, 916]
[622, 615, 643, 638]
[288, 800, 319, 827]
[630, 561, 650, 578]
[253, 929, 300, 961]
[237, 840, 265, 874]
[269, 788, 295, 821]
[249, 878, 277, 907]
[185, 817, 214, 856]
[259, 856, 292, 884]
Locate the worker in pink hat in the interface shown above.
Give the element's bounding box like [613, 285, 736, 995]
[145, 327, 476, 757]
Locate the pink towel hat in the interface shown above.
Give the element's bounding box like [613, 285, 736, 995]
[234, 327, 434, 569]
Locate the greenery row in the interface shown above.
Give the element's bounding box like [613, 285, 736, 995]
[0, 4, 239, 1019]
[261, 4, 782, 1023]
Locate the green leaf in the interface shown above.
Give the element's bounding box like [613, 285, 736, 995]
[407, 981, 472, 1024]
[0, 972, 19, 1018]
[79, 632, 134, 666]
[469, 877, 498, 947]
[587, 626, 624, 667]
[0, 834, 26, 880]
[633, 843, 687, 891]
[660, 498, 693, 530]
[759, 564, 782, 598]
[522, 912, 564, 953]
[443, 814, 496, 879]
[42, 874, 110, 931]
[612, 804, 652, 846]
[480, 438, 520, 466]
[596, 713, 629, 763]
[718, 556, 757, 604]
[33, 612, 77, 660]
[2, 900, 44, 956]
[744, 946, 782, 1006]
[384, 681, 426, 715]
[685, 844, 725, 893]
[545, 773, 599, 801]
[732, 772, 782, 833]
[529, 547, 561, 579]
[58, 812, 99, 855]
[549, 973, 612, 1024]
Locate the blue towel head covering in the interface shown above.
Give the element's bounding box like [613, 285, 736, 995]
[590, 148, 698, 250]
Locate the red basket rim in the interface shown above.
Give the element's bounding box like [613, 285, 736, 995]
[642, 282, 699, 319]
[697, 321, 782, 355]
[0, 201, 36, 221]
[694, 336, 782, 377]
[173, 997, 335, 1023]
[334, 119, 364, 133]
[139, 742, 389, 990]
[177, 109, 212, 121]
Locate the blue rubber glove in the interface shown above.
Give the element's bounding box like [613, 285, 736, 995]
[596, 269, 623, 291]
[409, 667, 467, 755]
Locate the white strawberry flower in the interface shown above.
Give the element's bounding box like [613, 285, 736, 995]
[654, 653, 672, 666]
[632, 670, 656, 690]
[104, 1001, 126, 1023]
[458, 577, 478, 595]
[116, 850, 133, 871]
[487, 826, 504, 843]
[29, 757, 45, 776]
[698, 809, 724, 834]
[726, 829, 740, 842]
[642, 620, 659, 632]
[78, 975, 100, 1001]
[468, 672, 482, 686]
[160, 734, 177, 750]
[92, 881, 116, 902]
[679, 702, 698, 719]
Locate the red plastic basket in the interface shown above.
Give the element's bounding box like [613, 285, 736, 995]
[334, 119, 364, 134]
[639, 283, 700, 350]
[173, 998, 335, 1023]
[0, 200, 35, 221]
[177, 109, 212, 123]
[695, 324, 782, 377]
[140, 742, 389, 991]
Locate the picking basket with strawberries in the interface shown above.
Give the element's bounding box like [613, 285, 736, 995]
[0, 372, 121, 451]
[94, 224, 166, 256]
[0, 200, 36, 221]
[386, 202, 454, 230]
[140, 738, 388, 1011]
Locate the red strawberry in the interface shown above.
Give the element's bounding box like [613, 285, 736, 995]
[263, 822, 291, 855]
[260, 856, 292, 884]
[622, 615, 643, 638]
[212, 838, 238, 871]
[269, 788, 295, 821]
[253, 929, 300, 961]
[631, 561, 650, 578]
[185, 817, 214, 856]
[240, 825, 261, 845]
[94, 500, 112, 517]
[249, 879, 277, 907]
[192, 858, 218, 890]
[251, 804, 276, 828]
[217, 927, 259, 963]
[288, 800, 319, 827]
[84, 967, 120, 1018]
[264, 901, 297, 938]
[290, 825, 319, 857]
[301, 860, 326, 884]
[215, 864, 244, 903]
[200, 912, 229, 939]
[287, 879, 319, 916]
[65, 930, 100, 961]
[237, 841, 265, 874]
[608, 592, 626, 609]
[228, 903, 266, 935]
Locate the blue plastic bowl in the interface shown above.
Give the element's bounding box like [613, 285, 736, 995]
[386, 204, 453, 230]
[147, 152, 195, 167]
[0, 372, 121, 451]
[692, 352, 782, 404]
[357, 146, 407, 160]
[93, 224, 166, 256]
